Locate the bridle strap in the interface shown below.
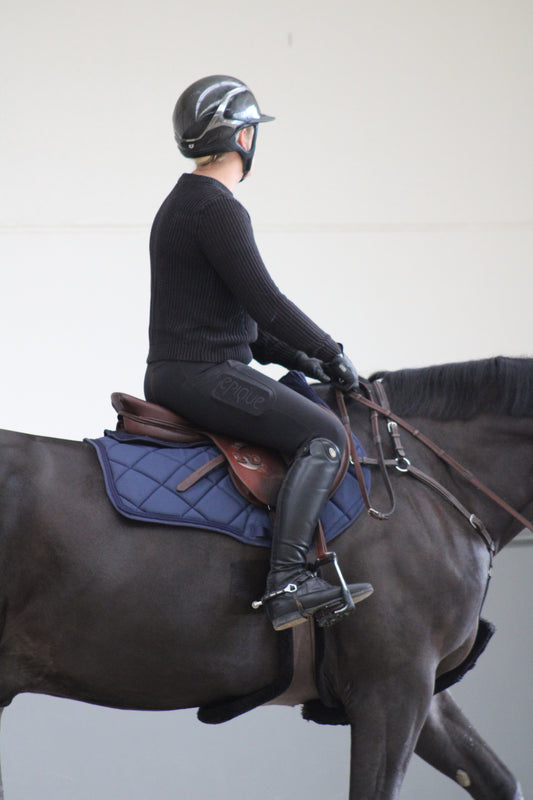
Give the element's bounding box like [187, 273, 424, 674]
[336, 389, 395, 520]
[346, 383, 533, 536]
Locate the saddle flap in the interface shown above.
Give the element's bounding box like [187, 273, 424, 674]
[209, 433, 287, 508]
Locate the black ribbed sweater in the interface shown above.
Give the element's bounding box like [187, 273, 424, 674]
[147, 174, 341, 366]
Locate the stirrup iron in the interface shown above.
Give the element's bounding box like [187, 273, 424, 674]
[312, 551, 356, 627]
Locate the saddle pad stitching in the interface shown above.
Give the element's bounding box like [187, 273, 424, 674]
[108, 442, 220, 485]
[116, 465, 234, 521]
[113, 444, 360, 530]
[87, 431, 370, 545]
[106, 443, 229, 508]
[134, 461, 238, 517]
[109, 479, 267, 536]
[113, 455, 228, 513]
[104, 445, 271, 535]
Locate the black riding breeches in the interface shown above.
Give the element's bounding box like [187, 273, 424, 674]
[144, 360, 347, 457]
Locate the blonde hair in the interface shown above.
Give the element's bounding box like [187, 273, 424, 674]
[192, 127, 254, 168]
[193, 152, 230, 168]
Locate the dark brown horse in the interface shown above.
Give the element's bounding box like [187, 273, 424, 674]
[0, 356, 530, 799]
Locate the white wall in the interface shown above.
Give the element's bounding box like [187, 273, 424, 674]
[1, 1, 532, 797]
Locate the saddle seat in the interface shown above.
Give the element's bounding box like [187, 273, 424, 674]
[111, 392, 288, 507]
[110, 392, 350, 509]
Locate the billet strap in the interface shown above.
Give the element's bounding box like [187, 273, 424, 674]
[176, 454, 226, 492]
[350, 386, 533, 537]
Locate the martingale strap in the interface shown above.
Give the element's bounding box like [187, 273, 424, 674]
[336, 389, 395, 520]
[342, 382, 533, 542]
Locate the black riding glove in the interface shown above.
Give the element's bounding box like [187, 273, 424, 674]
[292, 351, 331, 383]
[322, 353, 359, 392]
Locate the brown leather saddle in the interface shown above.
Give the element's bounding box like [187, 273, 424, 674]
[111, 392, 350, 509]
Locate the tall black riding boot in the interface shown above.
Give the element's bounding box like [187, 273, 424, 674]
[262, 437, 373, 631]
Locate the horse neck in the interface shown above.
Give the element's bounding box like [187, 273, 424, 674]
[359, 409, 533, 552]
[448, 414, 533, 549]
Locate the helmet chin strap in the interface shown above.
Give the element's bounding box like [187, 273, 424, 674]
[237, 126, 257, 181]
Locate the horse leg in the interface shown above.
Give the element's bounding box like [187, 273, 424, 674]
[415, 690, 524, 800]
[340, 667, 435, 800]
[0, 707, 4, 800]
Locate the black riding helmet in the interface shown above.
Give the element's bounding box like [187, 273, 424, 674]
[172, 75, 274, 179]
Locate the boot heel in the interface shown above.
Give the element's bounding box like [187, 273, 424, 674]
[257, 583, 310, 630]
[269, 607, 309, 631]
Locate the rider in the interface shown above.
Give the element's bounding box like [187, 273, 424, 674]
[144, 75, 373, 630]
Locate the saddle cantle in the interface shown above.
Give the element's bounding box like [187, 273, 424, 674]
[110, 392, 288, 507]
[110, 392, 351, 509]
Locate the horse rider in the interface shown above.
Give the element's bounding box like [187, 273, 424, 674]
[144, 75, 373, 630]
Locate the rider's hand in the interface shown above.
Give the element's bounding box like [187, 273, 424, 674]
[293, 352, 331, 383]
[322, 352, 359, 392]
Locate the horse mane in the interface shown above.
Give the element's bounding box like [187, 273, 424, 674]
[371, 356, 533, 420]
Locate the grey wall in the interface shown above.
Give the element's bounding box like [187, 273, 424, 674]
[1, 0, 532, 797]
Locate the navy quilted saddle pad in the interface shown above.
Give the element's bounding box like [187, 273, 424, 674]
[87, 430, 371, 547]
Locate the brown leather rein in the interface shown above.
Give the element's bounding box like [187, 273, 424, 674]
[335, 382, 533, 560]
